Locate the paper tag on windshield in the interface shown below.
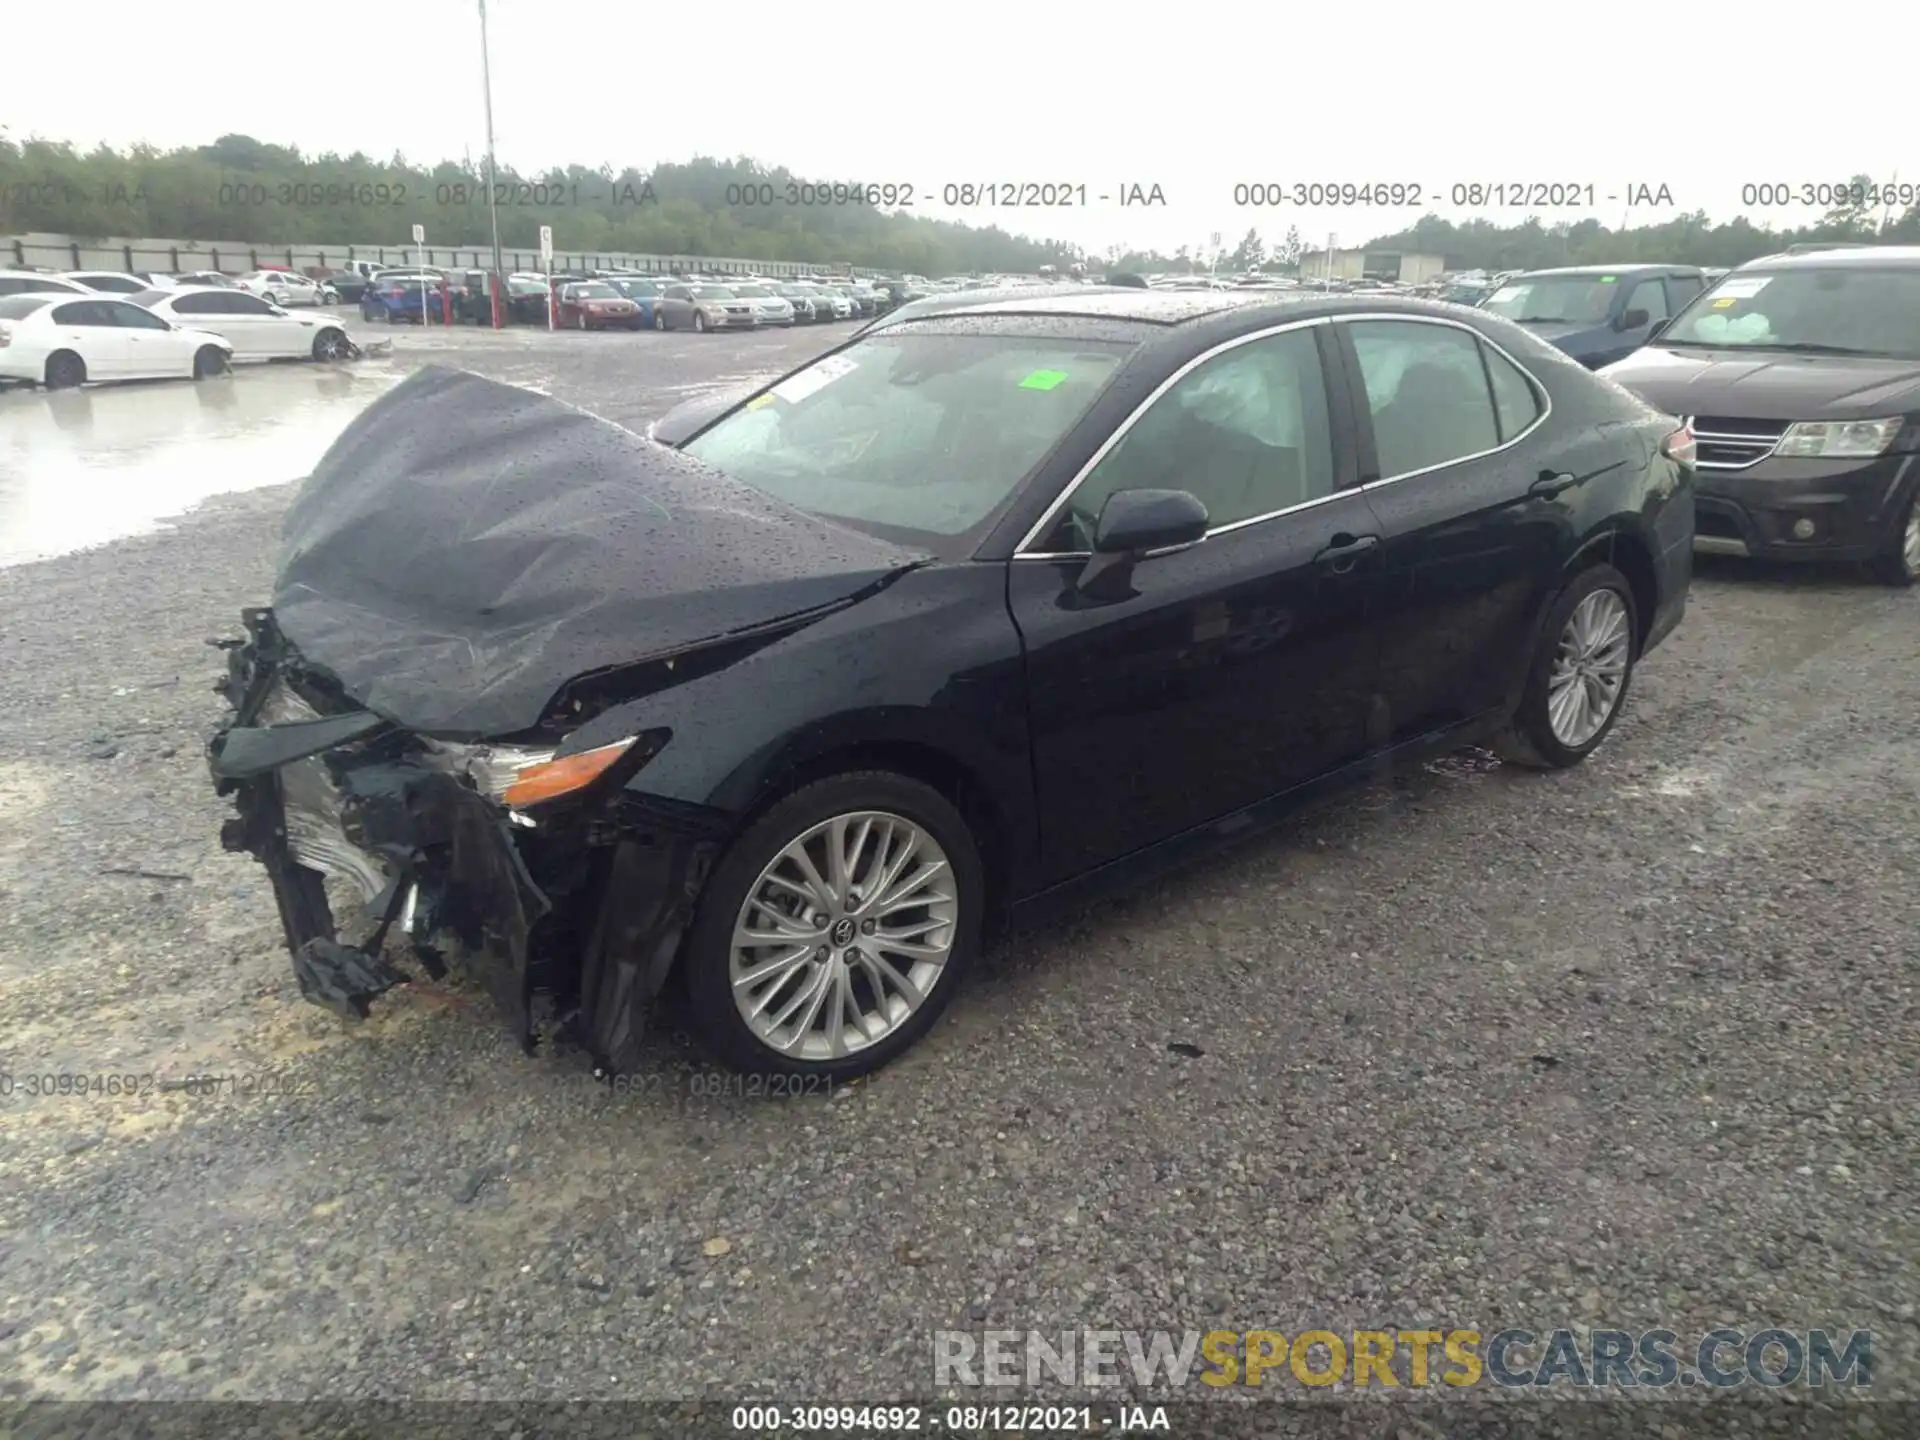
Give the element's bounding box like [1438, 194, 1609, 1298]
[1712, 276, 1771, 300]
[771, 354, 857, 404]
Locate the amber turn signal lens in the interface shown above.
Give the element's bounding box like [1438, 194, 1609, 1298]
[502, 739, 635, 808]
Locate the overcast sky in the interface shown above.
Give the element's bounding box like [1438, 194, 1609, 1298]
[6, 0, 1908, 257]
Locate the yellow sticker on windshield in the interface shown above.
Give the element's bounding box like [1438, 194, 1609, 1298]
[746, 393, 776, 410]
[1020, 369, 1069, 391]
[1712, 297, 1738, 308]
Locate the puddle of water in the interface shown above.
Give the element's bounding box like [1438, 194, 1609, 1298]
[0, 363, 404, 567]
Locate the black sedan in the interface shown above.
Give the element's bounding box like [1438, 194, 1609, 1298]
[207, 289, 1693, 1083]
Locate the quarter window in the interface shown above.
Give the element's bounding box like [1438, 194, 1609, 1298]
[51, 301, 115, 326]
[170, 292, 222, 314]
[1484, 346, 1543, 443]
[1348, 321, 1501, 479]
[1044, 327, 1336, 548]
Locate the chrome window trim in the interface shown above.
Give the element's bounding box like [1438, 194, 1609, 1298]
[1012, 311, 1552, 561]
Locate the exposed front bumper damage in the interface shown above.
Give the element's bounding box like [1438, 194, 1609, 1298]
[207, 608, 720, 1073]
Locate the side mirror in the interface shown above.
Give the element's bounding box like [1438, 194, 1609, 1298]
[1077, 488, 1210, 600]
[1617, 307, 1650, 332]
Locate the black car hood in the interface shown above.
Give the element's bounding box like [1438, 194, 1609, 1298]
[274, 367, 928, 738]
[1513, 319, 1614, 356]
[649, 381, 764, 445]
[1601, 347, 1920, 419]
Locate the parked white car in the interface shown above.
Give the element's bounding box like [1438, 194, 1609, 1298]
[729, 281, 796, 326]
[0, 270, 95, 298]
[0, 293, 233, 388]
[237, 271, 330, 307]
[128, 287, 355, 362]
[63, 270, 172, 295]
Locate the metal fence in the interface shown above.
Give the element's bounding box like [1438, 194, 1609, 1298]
[3, 232, 883, 280]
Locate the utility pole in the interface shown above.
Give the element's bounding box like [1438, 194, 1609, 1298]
[478, 0, 507, 324]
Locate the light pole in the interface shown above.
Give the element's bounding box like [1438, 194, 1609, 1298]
[478, 0, 507, 324]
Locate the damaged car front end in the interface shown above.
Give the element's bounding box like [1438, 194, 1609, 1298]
[210, 605, 704, 1070]
[208, 365, 928, 1073]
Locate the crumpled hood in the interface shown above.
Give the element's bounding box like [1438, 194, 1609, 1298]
[273, 366, 928, 738]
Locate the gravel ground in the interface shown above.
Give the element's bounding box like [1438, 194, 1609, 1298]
[1, 321, 1916, 1426]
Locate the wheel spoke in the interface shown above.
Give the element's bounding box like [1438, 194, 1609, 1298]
[786, 843, 837, 911]
[856, 946, 924, 1010]
[873, 858, 950, 917]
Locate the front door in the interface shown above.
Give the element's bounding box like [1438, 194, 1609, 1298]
[1009, 321, 1386, 886]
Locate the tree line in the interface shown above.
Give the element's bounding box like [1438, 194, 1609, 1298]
[5, 134, 1918, 277]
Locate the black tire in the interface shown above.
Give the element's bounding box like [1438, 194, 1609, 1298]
[311, 327, 347, 362]
[681, 771, 983, 1080]
[44, 351, 86, 389]
[693, 311, 708, 333]
[576, 312, 588, 331]
[1866, 487, 1920, 587]
[653, 309, 666, 331]
[1493, 562, 1639, 770]
[193, 345, 229, 379]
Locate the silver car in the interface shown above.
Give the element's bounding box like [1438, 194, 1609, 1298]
[728, 282, 795, 327]
[657, 282, 758, 332]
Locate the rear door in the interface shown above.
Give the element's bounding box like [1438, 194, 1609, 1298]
[1010, 320, 1387, 883]
[47, 300, 131, 376]
[1331, 315, 1567, 743]
[166, 290, 243, 353]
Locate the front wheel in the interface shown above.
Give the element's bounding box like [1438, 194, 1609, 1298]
[1494, 563, 1639, 770]
[693, 311, 708, 333]
[576, 311, 588, 331]
[653, 309, 667, 331]
[312, 327, 348, 361]
[1867, 488, 1920, 587]
[681, 772, 983, 1079]
[192, 345, 230, 379]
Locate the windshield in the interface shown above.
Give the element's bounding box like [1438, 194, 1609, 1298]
[689, 285, 736, 300]
[509, 278, 548, 295]
[1663, 267, 1920, 358]
[1481, 274, 1620, 325]
[570, 282, 618, 299]
[681, 333, 1129, 541]
[613, 279, 661, 296]
[732, 284, 771, 297]
[0, 295, 54, 319]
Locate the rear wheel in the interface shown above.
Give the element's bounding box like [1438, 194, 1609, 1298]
[1867, 487, 1920, 587]
[44, 351, 86, 389]
[681, 772, 983, 1079]
[1494, 563, 1639, 770]
[193, 345, 230, 379]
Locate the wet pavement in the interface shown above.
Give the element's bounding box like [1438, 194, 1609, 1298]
[0, 313, 846, 567]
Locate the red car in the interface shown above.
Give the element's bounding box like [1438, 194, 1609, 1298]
[555, 281, 638, 331]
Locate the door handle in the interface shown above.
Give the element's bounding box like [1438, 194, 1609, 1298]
[1531, 470, 1578, 498]
[1314, 533, 1380, 574]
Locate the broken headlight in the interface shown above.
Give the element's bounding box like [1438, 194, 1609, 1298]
[422, 738, 637, 809]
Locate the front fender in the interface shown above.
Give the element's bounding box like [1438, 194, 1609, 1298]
[560, 564, 1037, 880]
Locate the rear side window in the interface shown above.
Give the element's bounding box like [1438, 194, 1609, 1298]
[1483, 345, 1543, 443]
[52, 301, 114, 326]
[1348, 320, 1501, 479]
[170, 292, 222, 315]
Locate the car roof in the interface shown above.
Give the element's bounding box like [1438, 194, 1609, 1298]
[1739, 244, 1920, 270]
[1509, 264, 1697, 279]
[877, 284, 1275, 326]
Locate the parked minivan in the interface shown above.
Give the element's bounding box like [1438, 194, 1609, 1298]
[1479, 264, 1708, 369]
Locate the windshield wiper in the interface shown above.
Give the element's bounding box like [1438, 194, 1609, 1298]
[1736, 341, 1878, 357]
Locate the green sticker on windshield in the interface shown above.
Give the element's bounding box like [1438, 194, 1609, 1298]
[1020, 369, 1069, 390]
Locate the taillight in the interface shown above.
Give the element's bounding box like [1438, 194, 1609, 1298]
[1662, 424, 1696, 467]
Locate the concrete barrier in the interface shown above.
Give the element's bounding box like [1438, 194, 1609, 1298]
[2, 232, 882, 280]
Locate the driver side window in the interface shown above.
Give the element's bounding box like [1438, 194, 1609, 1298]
[1040, 326, 1335, 551]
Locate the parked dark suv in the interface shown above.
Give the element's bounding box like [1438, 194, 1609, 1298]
[1480, 264, 1708, 369]
[1601, 246, 1920, 585]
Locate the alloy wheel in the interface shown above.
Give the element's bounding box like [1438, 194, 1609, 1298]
[1904, 494, 1920, 576]
[1546, 588, 1631, 749]
[728, 810, 957, 1062]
